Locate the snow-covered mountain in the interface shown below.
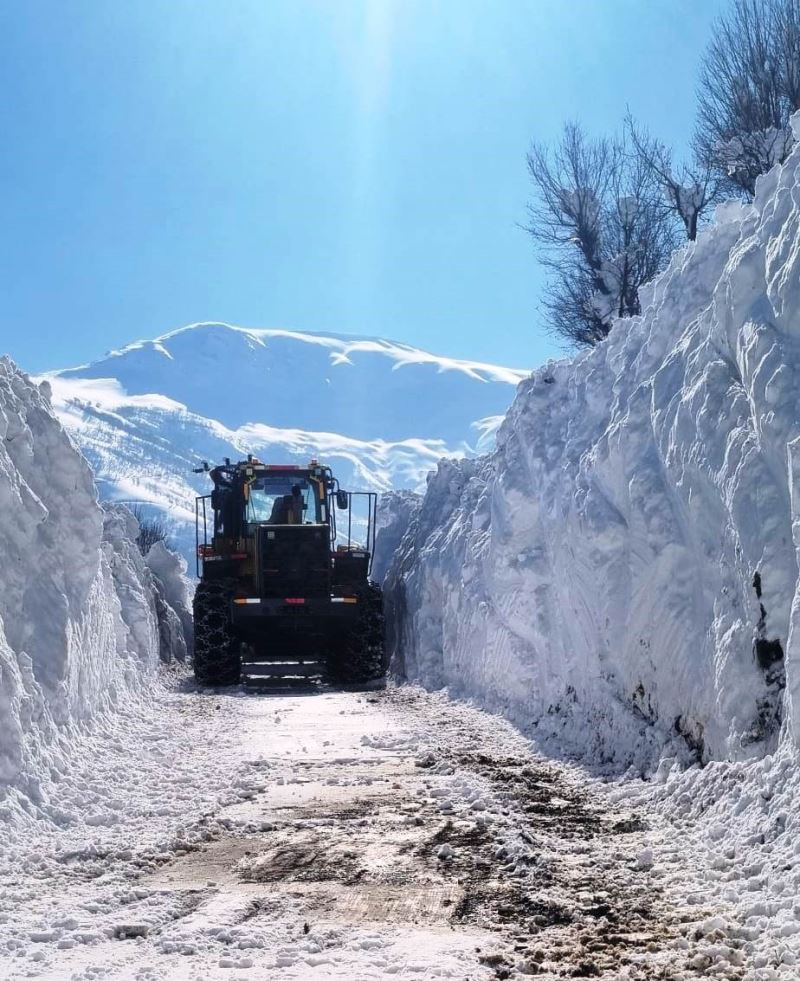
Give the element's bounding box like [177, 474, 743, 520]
[386, 118, 800, 770]
[43, 323, 526, 566]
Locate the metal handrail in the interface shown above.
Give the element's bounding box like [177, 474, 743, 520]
[195, 494, 211, 577]
[338, 490, 378, 576]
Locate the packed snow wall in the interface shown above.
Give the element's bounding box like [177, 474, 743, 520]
[386, 125, 800, 768]
[372, 490, 423, 584]
[0, 358, 190, 813]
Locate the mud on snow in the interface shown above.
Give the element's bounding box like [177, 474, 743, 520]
[1, 683, 743, 980]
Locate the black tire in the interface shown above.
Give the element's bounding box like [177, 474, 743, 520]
[193, 578, 242, 686]
[326, 582, 385, 685]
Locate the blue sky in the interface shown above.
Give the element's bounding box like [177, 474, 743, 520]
[0, 0, 724, 374]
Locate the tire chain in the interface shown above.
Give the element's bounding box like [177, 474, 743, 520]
[327, 582, 386, 685]
[193, 578, 242, 686]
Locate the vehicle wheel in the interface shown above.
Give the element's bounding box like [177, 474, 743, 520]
[193, 578, 242, 686]
[327, 582, 385, 685]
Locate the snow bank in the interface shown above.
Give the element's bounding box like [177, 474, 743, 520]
[615, 738, 800, 972]
[0, 359, 188, 819]
[372, 490, 422, 584]
[145, 539, 194, 654]
[386, 125, 800, 769]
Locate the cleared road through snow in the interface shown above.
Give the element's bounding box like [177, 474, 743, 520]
[1, 681, 745, 979]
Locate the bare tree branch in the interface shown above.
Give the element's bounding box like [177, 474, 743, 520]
[695, 0, 798, 197]
[526, 123, 678, 347]
[626, 113, 723, 240]
[129, 503, 170, 556]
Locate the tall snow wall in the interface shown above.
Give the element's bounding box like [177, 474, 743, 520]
[0, 358, 189, 815]
[386, 126, 800, 768]
[373, 490, 423, 584]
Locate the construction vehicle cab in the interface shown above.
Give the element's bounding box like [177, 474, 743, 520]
[192, 457, 384, 686]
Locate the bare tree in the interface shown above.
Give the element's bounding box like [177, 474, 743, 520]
[775, 0, 800, 108]
[129, 503, 170, 556]
[696, 0, 799, 197]
[526, 123, 679, 347]
[626, 114, 723, 241]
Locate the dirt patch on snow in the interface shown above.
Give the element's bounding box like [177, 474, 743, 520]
[382, 687, 743, 979]
[141, 688, 737, 979]
[2, 684, 751, 979]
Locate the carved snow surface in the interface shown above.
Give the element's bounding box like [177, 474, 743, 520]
[0, 359, 190, 816]
[387, 116, 800, 768]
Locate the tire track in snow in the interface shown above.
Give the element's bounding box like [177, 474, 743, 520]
[1, 681, 743, 979]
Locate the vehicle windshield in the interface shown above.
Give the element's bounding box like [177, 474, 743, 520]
[246, 474, 321, 525]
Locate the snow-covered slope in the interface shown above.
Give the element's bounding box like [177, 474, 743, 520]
[44, 324, 526, 567]
[54, 324, 526, 442]
[386, 121, 800, 769]
[0, 359, 190, 822]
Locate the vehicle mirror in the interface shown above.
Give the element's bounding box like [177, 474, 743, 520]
[336, 490, 349, 510]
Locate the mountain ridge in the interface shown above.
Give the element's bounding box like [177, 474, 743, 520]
[41, 321, 527, 568]
[50, 321, 527, 441]
[75, 321, 527, 382]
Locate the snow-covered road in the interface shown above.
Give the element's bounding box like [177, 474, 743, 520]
[1, 681, 751, 980]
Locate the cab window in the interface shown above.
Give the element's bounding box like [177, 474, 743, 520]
[246, 475, 321, 525]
